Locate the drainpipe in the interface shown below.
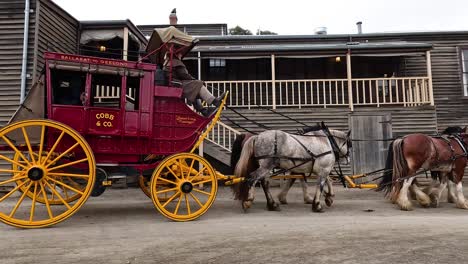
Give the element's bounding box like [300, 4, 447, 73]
[20, 0, 31, 103]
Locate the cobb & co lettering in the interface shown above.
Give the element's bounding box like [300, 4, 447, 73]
[60, 55, 129, 67]
[95, 112, 115, 128]
[176, 115, 197, 125]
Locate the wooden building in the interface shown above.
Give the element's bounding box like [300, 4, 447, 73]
[2, 1, 468, 174]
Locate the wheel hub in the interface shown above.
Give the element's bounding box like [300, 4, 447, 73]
[180, 182, 193, 193]
[27, 167, 45, 181]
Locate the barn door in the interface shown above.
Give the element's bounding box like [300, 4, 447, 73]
[349, 114, 392, 178]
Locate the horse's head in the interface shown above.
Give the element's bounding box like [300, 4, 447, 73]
[330, 129, 352, 164]
[443, 126, 467, 135]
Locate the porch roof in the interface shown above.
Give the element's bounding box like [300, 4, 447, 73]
[192, 41, 432, 54]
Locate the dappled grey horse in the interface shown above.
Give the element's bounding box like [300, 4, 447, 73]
[231, 127, 351, 212]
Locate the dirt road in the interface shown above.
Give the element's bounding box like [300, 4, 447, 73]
[2, 186, 468, 264]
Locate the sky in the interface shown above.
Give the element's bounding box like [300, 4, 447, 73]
[53, 0, 468, 35]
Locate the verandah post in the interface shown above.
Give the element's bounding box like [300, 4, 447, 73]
[346, 51, 354, 111]
[271, 54, 276, 109]
[426, 50, 434, 106]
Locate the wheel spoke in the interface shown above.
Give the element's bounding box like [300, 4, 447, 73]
[47, 177, 84, 195]
[48, 158, 88, 172]
[39, 181, 53, 219]
[187, 158, 195, 178]
[0, 179, 29, 202]
[37, 125, 45, 162]
[189, 168, 209, 183]
[192, 188, 212, 196]
[21, 127, 36, 164]
[0, 169, 26, 174]
[50, 180, 57, 201]
[44, 180, 71, 209]
[161, 191, 181, 208]
[157, 177, 177, 185]
[0, 175, 27, 186]
[42, 131, 65, 165]
[192, 179, 213, 186]
[185, 194, 191, 215]
[9, 181, 33, 217]
[1, 136, 31, 166]
[0, 155, 28, 169]
[165, 165, 182, 181]
[45, 142, 80, 168]
[29, 182, 38, 222]
[189, 192, 204, 208]
[48, 172, 89, 179]
[155, 187, 178, 195]
[177, 158, 186, 179]
[173, 193, 183, 215]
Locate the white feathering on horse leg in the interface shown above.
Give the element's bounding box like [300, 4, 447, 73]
[396, 178, 415, 211]
[410, 183, 431, 208]
[447, 180, 457, 203]
[455, 182, 468, 209]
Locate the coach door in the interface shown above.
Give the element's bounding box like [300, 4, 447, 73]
[87, 72, 123, 135]
[349, 113, 392, 181]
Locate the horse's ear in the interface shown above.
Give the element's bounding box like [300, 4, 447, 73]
[347, 130, 352, 137]
[321, 121, 326, 128]
[463, 126, 467, 133]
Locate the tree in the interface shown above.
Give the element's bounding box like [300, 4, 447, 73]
[229, 26, 253, 35]
[256, 29, 278, 35]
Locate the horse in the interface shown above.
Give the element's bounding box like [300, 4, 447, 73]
[231, 124, 352, 212]
[231, 128, 323, 206]
[378, 127, 468, 210]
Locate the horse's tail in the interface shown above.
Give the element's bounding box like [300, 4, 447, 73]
[378, 138, 408, 202]
[377, 140, 395, 194]
[231, 136, 257, 201]
[230, 133, 247, 173]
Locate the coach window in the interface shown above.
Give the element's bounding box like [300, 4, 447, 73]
[51, 69, 86, 106]
[91, 73, 122, 108]
[461, 48, 468, 96]
[125, 76, 140, 111]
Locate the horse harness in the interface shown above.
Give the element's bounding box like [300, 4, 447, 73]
[432, 134, 468, 164]
[254, 127, 350, 187]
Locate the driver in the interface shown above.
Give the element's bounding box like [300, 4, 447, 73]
[164, 49, 226, 116]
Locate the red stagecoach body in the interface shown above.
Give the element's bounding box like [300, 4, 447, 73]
[41, 52, 211, 168]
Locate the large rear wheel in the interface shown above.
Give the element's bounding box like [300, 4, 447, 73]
[150, 153, 217, 221]
[0, 120, 95, 228]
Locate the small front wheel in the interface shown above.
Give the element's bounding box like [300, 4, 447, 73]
[150, 153, 217, 221]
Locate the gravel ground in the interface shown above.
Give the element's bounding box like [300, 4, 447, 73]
[2, 185, 468, 264]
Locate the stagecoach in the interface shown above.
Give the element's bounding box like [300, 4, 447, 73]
[0, 26, 239, 228]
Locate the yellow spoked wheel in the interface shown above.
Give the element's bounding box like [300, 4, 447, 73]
[138, 175, 151, 198]
[13, 152, 86, 205]
[0, 120, 95, 228]
[151, 153, 217, 221]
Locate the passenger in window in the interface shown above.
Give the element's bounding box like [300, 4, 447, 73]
[164, 49, 226, 117]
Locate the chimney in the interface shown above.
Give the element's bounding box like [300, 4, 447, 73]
[356, 21, 362, 34]
[169, 8, 178, 25]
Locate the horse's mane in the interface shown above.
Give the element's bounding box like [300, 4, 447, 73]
[299, 125, 322, 134]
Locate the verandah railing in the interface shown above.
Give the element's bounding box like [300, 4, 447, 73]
[206, 77, 431, 109]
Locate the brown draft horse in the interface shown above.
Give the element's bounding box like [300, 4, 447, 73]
[378, 127, 468, 210]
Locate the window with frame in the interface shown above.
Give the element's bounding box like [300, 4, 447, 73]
[125, 76, 140, 111]
[51, 69, 86, 106]
[461, 48, 468, 96]
[91, 73, 122, 108]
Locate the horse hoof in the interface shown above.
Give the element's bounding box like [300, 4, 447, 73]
[279, 199, 288, 205]
[267, 203, 281, 211]
[456, 202, 468, 209]
[312, 202, 323, 213]
[429, 193, 439, 208]
[325, 197, 334, 207]
[242, 201, 252, 212]
[397, 200, 413, 211]
[304, 199, 313, 204]
[448, 196, 456, 204]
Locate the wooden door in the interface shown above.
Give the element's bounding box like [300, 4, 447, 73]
[349, 114, 392, 181]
